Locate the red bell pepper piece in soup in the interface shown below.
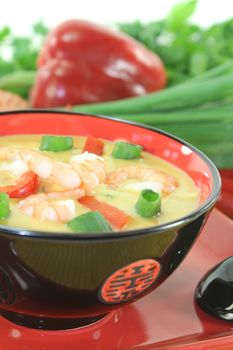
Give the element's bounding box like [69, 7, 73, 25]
[79, 196, 130, 229]
[0, 171, 39, 198]
[30, 20, 166, 108]
[83, 136, 104, 156]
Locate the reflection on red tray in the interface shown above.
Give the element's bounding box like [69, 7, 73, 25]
[0, 208, 233, 350]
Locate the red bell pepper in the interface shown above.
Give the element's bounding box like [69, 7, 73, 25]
[0, 171, 39, 198]
[30, 20, 166, 108]
[79, 196, 130, 229]
[83, 136, 104, 156]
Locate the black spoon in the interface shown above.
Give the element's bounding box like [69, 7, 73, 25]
[196, 256, 233, 321]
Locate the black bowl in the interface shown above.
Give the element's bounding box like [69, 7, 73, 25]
[0, 110, 221, 329]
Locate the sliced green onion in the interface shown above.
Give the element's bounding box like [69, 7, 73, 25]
[0, 192, 10, 219]
[67, 211, 112, 233]
[135, 189, 161, 218]
[40, 135, 73, 152]
[112, 141, 142, 159]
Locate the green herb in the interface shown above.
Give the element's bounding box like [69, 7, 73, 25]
[112, 141, 142, 159]
[0, 21, 48, 98]
[67, 211, 112, 233]
[166, 0, 197, 31]
[135, 190, 161, 218]
[117, 0, 233, 86]
[0, 26, 10, 41]
[40, 135, 73, 152]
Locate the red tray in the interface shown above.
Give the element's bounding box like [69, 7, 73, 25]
[0, 208, 233, 350]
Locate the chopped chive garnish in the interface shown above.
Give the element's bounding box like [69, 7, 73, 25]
[40, 135, 73, 152]
[112, 141, 142, 159]
[135, 189, 161, 218]
[67, 211, 112, 233]
[0, 192, 10, 219]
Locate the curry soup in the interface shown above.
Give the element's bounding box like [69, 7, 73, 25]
[0, 135, 200, 232]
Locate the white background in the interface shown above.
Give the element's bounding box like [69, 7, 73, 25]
[2, 0, 233, 34]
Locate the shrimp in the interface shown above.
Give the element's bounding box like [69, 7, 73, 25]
[107, 166, 178, 196]
[0, 147, 29, 176]
[70, 152, 106, 191]
[0, 89, 29, 112]
[18, 193, 77, 223]
[0, 147, 106, 191]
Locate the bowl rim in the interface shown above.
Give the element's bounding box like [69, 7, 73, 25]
[0, 109, 221, 241]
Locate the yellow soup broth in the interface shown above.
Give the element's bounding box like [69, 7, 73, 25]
[0, 135, 200, 232]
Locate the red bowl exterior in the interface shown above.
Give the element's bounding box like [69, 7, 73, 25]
[0, 110, 221, 329]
